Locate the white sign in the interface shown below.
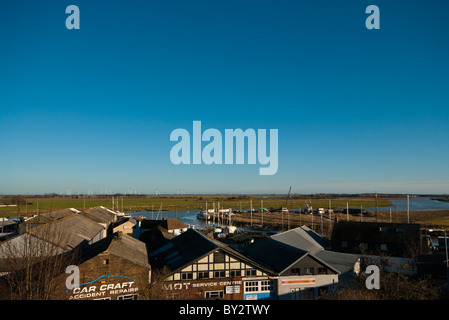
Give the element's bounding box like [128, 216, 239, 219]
[226, 286, 241, 294]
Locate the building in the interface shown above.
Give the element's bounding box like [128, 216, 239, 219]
[148, 229, 276, 300]
[85, 206, 118, 237]
[240, 226, 360, 300]
[18, 208, 81, 233]
[113, 218, 136, 236]
[331, 221, 422, 257]
[60, 232, 151, 300]
[139, 218, 189, 236]
[0, 213, 106, 264]
[272, 226, 361, 285]
[242, 237, 339, 300]
[137, 218, 190, 250]
[159, 218, 189, 236]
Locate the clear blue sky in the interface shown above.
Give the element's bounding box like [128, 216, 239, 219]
[1, 0, 448, 195]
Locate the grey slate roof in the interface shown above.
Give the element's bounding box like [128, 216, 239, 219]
[271, 226, 327, 255]
[82, 232, 150, 269]
[148, 229, 218, 272]
[109, 233, 150, 268]
[148, 229, 273, 275]
[31, 213, 104, 250]
[85, 206, 116, 224]
[41, 208, 80, 220]
[268, 226, 359, 276]
[242, 237, 308, 274]
[315, 250, 360, 275]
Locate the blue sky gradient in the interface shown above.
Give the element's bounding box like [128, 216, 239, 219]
[1, 0, 448, 194]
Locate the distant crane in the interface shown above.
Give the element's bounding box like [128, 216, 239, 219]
[283, 186, 292, 211]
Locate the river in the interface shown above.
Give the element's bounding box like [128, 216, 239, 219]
[128, 209, 211, 229]
[366, 197, 449, 212]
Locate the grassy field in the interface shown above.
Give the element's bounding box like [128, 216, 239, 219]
[0, 194, 392, 218]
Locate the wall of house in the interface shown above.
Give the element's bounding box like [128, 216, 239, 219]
[277, 255, 339, 300]
[161, 249, 275, 300]
[59, 252, 151, 300]
[113, 222, 135, 235]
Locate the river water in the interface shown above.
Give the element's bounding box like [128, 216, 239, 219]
[128, 209, 210, 229]
[366, 197, 449, 212]
[127, 198, 449, 232]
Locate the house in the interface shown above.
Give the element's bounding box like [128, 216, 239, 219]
[137, 218, 189, 249]
[331, 221, 422, 257]
[60, 232, 151, 300]
[18, 208, 81, 233]
[242, 236, 340, 300]
[0, 213, 107, 286]
[0, 213, 106, 260]
[148, 229, 276, 300]
[139, 218, 188, 236]
[239, 226, 361, 300]
[113, 218, 136, 236]
[159, 218, 189, 236]
[84, 206, 118, 237]
[271, 226, 361, 285]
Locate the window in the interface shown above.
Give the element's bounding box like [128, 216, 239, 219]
[118, 294, 138, 300]
[230, 270, 241, 277]
[198, 271, 209, 279]
[214, 271, 225, 278]
[291, 268, 300, 275]
[181, 272, 193, 280]
[214, 252, 225, 263]
[246, 269, 257, 277]
[318, 267, 327, 274]
[260, 280, 272, 291]
[244, 281, 259, 292]
[205, 291, 224, 299]
[103, 259, 109, 265]
[304, 267, 314, 275]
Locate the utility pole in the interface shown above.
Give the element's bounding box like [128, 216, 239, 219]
[320, 211, 323, 235]
[375, 192, 379, 222]
[346, 202, 349, 221]
[407, 194, 410, 224]
[250, 200, 253, 226]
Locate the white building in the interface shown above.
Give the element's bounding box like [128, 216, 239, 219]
[242, 226, 360, 300]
